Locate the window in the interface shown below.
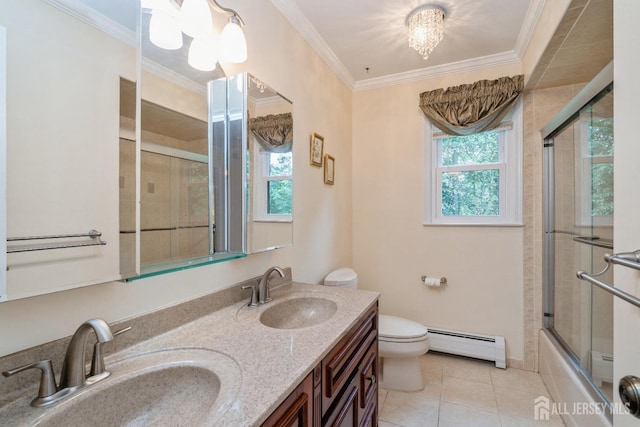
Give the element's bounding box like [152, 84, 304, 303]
[424, 101, 522, 225]
[253, 144, 292, 222]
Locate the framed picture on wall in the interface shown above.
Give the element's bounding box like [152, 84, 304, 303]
[324, 154, 335, 185]
[310, 133, 324, 166]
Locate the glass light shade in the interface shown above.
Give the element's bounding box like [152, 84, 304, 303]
[149, 10, 183, 50]
[407, 6, 445, 60]
[180, 0, 213, 39]
[188, 37, 218, 71]
[219, 19, 247, 63]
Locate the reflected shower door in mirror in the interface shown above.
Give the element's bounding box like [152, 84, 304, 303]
[244, 74, 293, 253]
[125, 3, 245, 279]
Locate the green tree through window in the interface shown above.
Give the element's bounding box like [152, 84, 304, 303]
[439, 131, 501, 217]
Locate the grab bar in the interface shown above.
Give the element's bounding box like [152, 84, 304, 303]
[573, 236, 614, 249]
[575, 249, 640, 309]
[576, 270, 640, 309]
[7, 230, 107, 253]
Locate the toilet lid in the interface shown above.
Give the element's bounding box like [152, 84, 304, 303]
[324, 268, 357, 286]
[379, 314, 429, 340]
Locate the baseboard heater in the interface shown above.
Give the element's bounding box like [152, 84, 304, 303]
[427, 327, 506, 369]
[590, 351, 613, 387]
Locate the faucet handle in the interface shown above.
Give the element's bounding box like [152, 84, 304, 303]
[242, 285, 259, 307]
[3, 360, 58, 402]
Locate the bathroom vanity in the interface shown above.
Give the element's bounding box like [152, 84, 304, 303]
[0, 277, 379, 426]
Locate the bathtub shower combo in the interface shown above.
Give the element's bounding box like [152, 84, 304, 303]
[541, 64, 615, 425]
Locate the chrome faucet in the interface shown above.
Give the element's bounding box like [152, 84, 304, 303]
[59, 318, 114, 390]
[258, 266, 285, 304]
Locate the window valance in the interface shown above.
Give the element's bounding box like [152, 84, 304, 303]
[419, 75, 524, 136]
[248, 113, 293, 153]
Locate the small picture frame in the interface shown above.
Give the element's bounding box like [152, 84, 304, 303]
[324, 154, 335, 185]
[310, 133, 324, 167]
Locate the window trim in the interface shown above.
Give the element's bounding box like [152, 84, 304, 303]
[424, 99, 523, 226]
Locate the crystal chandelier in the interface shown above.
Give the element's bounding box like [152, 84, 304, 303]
[406, 5, 446, 60]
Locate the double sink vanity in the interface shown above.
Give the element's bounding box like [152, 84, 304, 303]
[0, 270, 379, 426]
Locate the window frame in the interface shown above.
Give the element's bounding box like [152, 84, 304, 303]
[252, 143, 293, 223]
[424, 99, 523, 226]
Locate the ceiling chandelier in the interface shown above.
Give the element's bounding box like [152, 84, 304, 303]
[406, 5, 446, 60]
[144, 0, 247, 72]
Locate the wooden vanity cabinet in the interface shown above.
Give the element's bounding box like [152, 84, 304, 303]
[262, 304, 378, 427]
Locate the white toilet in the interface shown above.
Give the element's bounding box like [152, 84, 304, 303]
[324, 268, 430, 391]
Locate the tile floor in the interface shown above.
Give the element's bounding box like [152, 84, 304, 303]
[378, 352, 565, 427]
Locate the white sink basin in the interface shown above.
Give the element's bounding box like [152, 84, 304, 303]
[259, 297, 338, 329]
[30, 348, 241, 427]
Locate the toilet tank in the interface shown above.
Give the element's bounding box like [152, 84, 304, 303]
[324, 268, 358, 289]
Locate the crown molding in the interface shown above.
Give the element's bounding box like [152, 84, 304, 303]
[270, 0, 355, 89]
[271, 0, 543, 92]
[43, 0, 208, 96]
[141, 58, 207, 96]
[41, 0, 136, 47]
[514, 0, 547, 58]
[353, 51, 520, 92]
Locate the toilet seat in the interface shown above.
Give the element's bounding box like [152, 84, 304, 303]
[379, 314, 429, 342]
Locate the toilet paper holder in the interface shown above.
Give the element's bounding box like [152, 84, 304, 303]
[421, 275, 447, 285]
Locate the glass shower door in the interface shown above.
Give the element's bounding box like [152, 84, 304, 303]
[545, 86, 614, 401]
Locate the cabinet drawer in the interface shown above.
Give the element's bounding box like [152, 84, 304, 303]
[323, 307, 377, 404]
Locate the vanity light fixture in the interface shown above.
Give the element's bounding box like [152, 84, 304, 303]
[406, 4, 446, 60]
[146, 0, 247, 71]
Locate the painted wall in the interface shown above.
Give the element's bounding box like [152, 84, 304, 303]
[0, 0, 353, 356]
[352, 64, 526, 365]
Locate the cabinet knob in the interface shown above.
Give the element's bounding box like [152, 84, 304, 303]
[366, 375, 376, 384]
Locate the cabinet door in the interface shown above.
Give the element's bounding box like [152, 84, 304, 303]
[323, 308, 376, 411]
[359, 400, 377, 427]
[263, 372, 313, 427]
[359, 343, 377, 409]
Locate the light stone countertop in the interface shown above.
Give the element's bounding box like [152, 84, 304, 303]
[0, 282, 379, 426]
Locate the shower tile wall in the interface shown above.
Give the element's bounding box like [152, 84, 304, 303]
[522, 83, 586, 371]
[119, 115, 136, 275]
[141, 131, 208, 266]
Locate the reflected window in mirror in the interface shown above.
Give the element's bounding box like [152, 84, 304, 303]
[244, 74, 294, 253]
[253, 149, 292, 221]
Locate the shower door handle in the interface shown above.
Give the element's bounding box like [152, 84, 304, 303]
[619, 375, 640, 418]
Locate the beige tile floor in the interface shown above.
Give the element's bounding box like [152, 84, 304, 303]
[378, 352, 566, 427]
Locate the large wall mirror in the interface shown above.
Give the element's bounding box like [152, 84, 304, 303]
[0, 1, 291, 300]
